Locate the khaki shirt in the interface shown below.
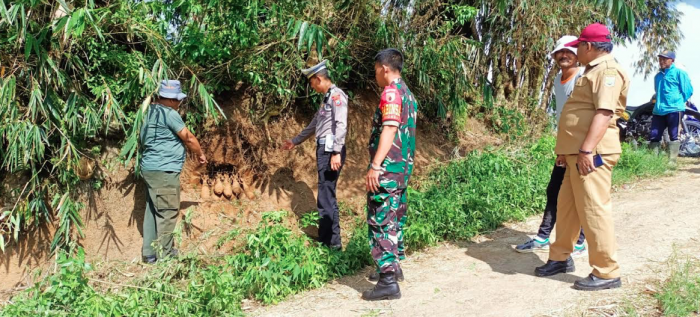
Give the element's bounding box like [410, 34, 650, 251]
[555, 54, 630, 155]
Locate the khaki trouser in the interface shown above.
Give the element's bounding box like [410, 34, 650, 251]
[549, 154, 620, 279]
[141, 170, 181, 258]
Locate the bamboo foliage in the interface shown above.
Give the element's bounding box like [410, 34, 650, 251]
[0, 0, 378, 252]
[0, 0, 222, 251]
[0, 0, 683, 252]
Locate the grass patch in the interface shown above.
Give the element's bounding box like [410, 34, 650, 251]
[1, 213, 372, 316]
[0, 136, 675, 316]
[613, 142, 672, 185]
[656, 256, 700, 316]
[405, 136, 554, 247]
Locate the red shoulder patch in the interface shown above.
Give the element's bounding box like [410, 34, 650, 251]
[332, 94, 344, 106]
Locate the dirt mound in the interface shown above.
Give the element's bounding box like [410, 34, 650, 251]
[0, 88, 500, 295]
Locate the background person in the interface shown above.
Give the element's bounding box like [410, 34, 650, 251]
[515, 35, 587, 257]
[140, 80, 207, 264]
[650, 51, 694, 163]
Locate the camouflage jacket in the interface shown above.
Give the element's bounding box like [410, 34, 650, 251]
[368, 78, 417, 189]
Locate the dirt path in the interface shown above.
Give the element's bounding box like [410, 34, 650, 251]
[251, 161, 700, 317]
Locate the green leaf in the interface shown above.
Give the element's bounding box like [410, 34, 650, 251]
[23, 33, 34, 59]
[306, 25, 315, 53]
[297, 21, 308, 51]
[0, 0, 10, 25]
[57, 0, 72, 15]
[315, 28, 323, 58]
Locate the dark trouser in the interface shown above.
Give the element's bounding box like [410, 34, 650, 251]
[141, 170, 181, 258]
[537, 165, 585, 245]
[650, 112, 683, 142]
[316, 145, 346, 247]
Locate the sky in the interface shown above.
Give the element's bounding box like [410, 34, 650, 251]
[615, 0, 700, 106]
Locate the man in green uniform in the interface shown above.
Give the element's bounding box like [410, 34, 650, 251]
[140, 80, 207, 264]
[362, 48, 417, 301]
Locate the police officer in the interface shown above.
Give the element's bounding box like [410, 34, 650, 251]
[534, 23, 630, 291]
[282, 60, 348, 249]
[140, 80, 207, 264]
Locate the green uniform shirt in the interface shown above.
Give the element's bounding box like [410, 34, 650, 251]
[368, 78, 417, 189]
[140, 104, 186, 172]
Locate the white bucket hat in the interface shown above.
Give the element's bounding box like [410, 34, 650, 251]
[158, 80, 187, 101]
[551, 35, 578, 57]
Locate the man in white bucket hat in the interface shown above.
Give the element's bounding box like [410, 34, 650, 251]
[515, 36, 587, 256]
[139, 79, 207, 264]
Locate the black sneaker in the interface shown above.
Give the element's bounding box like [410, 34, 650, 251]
[515, 237, 550, 253]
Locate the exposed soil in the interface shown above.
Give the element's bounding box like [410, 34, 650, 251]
[1, 89, 500, 296]
[250, 160, 700, 317]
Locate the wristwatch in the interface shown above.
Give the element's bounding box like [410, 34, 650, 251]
[578, 149, 593, 155]
[370, 163, 383, 171]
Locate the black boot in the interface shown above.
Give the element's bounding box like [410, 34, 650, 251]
[535, 257, 575, 277]
[369, 267, 404, 282]
[362, 272, 401, 301]
[142, 255, 157, 264]
[574, 273, 622, 291]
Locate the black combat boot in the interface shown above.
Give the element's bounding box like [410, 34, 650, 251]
[535, 257, 575, 277]
[362, 272, 401, 301]
[368, 266, 404, 282]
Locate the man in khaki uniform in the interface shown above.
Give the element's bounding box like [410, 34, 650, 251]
[534, 23, 629, 291]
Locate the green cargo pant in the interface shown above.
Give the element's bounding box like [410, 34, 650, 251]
[141, 170, 181, 258]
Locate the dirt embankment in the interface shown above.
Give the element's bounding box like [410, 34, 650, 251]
[1, 88, 497, 294]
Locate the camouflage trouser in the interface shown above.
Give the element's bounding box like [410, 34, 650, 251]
[367, 186, 408, 274]
[396, 189, 407, 260]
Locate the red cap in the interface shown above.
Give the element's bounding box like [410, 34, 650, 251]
[565, 23, 612, 47]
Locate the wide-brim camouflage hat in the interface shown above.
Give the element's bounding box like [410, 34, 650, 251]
[301, 60, 328, 79]
[158, 80, 187, 100]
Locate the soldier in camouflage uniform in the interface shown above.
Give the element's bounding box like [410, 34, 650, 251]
[362, 48, 417, 301]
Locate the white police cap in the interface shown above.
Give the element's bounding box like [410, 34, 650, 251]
[301, 59, 328, 79]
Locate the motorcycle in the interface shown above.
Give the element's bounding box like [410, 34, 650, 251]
[618, 97, 700, 157]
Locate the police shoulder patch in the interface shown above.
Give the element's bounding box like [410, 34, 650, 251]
[604, 75, 616, 87]
[331, 94, 344, 106]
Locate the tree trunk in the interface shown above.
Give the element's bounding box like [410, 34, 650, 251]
[539, 62, 558, 109]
